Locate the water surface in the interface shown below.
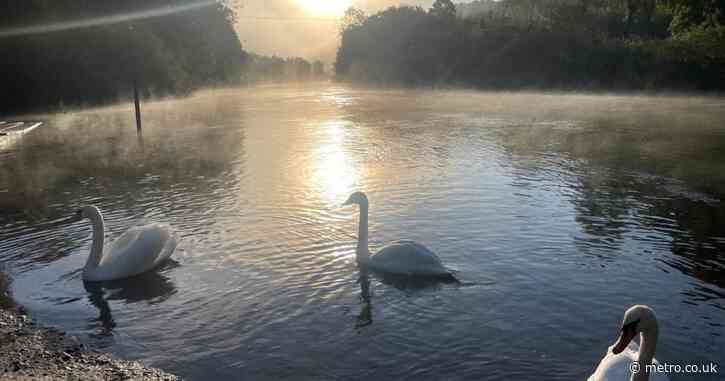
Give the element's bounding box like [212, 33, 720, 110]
[1, 84, 724, 380]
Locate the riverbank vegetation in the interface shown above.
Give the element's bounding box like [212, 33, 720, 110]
[0, 0, 246, 114]
[244, 53, 326, 83]
[335, 0, 725, 91]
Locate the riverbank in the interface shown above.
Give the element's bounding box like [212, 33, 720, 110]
[0, 274, 179, 380]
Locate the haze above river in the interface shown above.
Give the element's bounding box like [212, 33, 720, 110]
[1, 84, 724, 380]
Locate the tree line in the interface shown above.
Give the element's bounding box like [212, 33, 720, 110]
[244, 54, 326, 83]
[335, 0, 725, 91]
[0, 0, 246, 114]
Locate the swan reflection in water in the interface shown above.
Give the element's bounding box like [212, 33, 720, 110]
[354, 267, 459, 329]
[356, 268, 373, 328]
[83, 261, 178, 337]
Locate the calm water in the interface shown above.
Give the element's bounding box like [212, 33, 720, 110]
[1, 84, 724, 380]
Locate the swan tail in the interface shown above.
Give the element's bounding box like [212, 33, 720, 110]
[440, 272, 459, 284]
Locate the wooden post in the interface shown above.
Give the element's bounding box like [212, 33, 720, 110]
[133, 79, 142, 132]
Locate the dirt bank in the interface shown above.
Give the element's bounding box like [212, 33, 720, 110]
[0, 273, 180, 380]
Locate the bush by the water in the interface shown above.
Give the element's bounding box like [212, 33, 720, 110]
[335, 0, 725, 91]
[0, 0, 246, 113]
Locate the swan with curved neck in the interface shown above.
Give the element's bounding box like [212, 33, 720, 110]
[74, 206, 177, 282]
[589, 305, 669, 381]
[343, 192, 453, 278]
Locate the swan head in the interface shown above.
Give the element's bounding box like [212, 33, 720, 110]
[343, 191, 368, 207]
[611, 305, 657, 354]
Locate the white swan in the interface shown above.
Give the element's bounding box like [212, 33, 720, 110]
[73, 206, 177, 282]
[343, 192, 453, 279]
[589, 305, 670, 381]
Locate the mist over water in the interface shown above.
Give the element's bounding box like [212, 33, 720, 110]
[1, 84, 724, 380]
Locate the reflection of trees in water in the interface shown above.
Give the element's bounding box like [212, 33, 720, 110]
[569, 162, 725, 297]
[356, 268, 372, 328]
[571, 169, 631, 255]
[651, 199, 725, 294]
[83, 263, 178, 337]
[498, 119, 725, 305]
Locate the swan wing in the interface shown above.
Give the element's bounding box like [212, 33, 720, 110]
[588, 342, 670, 381]
[370, 241, 448, 276]
[96, 224, 176, 279]
[588, 347, 636, 381]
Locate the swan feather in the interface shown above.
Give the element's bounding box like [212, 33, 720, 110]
[588, 340, 668, 381]
[84, 222, 176, 281]
[370, 240, 449, 277]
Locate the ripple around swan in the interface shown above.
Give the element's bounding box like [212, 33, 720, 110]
[1, 85, 725, 380]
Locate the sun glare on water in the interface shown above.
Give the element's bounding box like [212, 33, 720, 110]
[295, 0, 352, 17]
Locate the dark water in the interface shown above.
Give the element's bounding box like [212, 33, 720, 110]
[1, 84, 724, 380]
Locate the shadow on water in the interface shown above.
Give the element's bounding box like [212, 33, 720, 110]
[83, 261, 178, 336]
[373, 271, 459, 292]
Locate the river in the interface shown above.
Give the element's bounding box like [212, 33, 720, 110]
[1, 84, 723, 380]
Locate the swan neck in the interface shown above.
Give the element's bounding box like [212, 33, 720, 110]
[356, 203, 369, 261]
[85, 210, 105, 270]
[632, 326, 658, 381]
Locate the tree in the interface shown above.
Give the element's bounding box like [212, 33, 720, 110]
[341, 7, 366, 34]
[0, 0, 246, 113]
[661, 0, 725, 34]
[429, 0, 457, 20]
[334, 0, 725, 91]
[312, 60, 325, 77]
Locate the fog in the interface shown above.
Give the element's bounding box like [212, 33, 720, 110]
[235, 0, 436, 62]
[3, 85, 725, 380]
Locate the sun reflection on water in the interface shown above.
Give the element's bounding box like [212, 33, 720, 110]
[310, 120, 358, 204]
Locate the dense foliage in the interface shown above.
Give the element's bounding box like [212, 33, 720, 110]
[0, 1, 246, 113]
[244, 54, 326, 82]
[336, 0, 725, 91]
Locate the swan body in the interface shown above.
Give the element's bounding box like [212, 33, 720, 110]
[365, 240, 450, 277]
[74, 206, 176, 282]
[589, 305, 670, 381]
[344, 192, 452, 278]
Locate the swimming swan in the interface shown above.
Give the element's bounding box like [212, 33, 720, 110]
[588, 305, 669, 381]
[73, 206, 177, 282]
[343, 192, 453, 279]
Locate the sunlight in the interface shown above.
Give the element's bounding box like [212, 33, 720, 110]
[0, 0, 216, 38]
[311, 120, 357, 203]
[295, 0, 352, 17]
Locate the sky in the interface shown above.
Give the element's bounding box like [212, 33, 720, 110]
[234, 0, 438, 63]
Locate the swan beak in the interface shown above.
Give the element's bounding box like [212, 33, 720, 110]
[611, 324, 637, 354]
[72, 210, 83, 222]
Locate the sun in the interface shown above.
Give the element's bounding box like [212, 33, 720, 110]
[295, 0, 352, 17]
